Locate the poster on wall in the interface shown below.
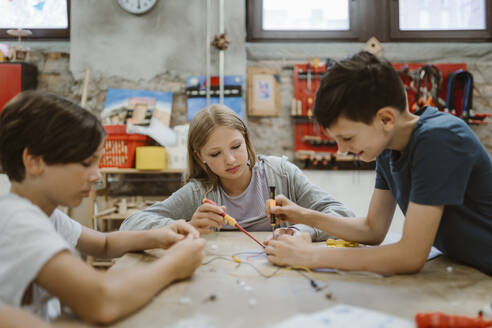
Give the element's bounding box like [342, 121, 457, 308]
[247, 67, 280, 116]
[102, 88, 176, 147]
[102, 88, 173, 126]
[185, 75, 243, 121]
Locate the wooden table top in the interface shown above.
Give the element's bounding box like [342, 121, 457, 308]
[53, 231, 492, 328]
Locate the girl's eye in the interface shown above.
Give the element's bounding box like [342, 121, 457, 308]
[232, 144, 241, 149]
[210, 152, 220, 157]
[81, 161, 91, 167]
[342, 137, 352, 142]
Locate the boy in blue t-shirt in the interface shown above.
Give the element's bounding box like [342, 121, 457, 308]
[265, 51, 492, 275]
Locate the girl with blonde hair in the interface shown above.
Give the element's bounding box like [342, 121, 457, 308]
[121, 104, 353, 240]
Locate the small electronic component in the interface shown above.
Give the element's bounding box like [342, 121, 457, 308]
[325, 239, 359, 248]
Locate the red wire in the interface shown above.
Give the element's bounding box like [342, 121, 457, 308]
[203, 198, 265, 248]
[235, 224, 266, 248]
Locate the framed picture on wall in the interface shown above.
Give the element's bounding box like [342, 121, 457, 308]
[247, 67, 280, 116]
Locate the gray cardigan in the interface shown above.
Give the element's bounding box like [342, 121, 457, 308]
[119, 155, 355, 241]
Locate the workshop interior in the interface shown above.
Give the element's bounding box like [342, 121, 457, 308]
[0, 1, 491, 327]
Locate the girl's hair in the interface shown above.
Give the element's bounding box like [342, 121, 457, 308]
[186, 104, 256, 188]
[0, 90, 106, 182]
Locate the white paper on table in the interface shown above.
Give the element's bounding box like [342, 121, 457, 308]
[313, 231, 442, 273]
[270, 304, 414, 328]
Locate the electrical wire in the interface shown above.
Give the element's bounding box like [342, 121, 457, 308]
[201, 252, 326, 291]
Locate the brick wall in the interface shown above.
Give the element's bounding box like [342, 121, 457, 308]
[23, 50, 492, 160]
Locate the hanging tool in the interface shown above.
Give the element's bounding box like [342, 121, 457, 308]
[268, 186, 276, 238]
[203, 198, 265, 248]
[306, 57, 312, 92]
[445, 69, 490, 125]
[413, 65, 442, 113]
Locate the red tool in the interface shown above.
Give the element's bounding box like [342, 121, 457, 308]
[415, 312, 492, 328]
[202, 198, 265, 248]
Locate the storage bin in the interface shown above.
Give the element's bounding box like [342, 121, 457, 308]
[99, 125, 148, 168]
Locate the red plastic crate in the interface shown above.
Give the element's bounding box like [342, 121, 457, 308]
[99, 125, 148, 168]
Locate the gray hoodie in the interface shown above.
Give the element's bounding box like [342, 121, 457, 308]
[120, 155, 355, 241]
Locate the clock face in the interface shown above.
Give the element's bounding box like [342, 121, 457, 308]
[117, 0, 158, 15]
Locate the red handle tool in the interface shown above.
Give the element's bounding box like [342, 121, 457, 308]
[415, 312, 492, 328]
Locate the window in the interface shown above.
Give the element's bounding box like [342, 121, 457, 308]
[247, 0, 492, 42]
[390, 0, 492, 40]
[262, 0, 350, 31]
[247, 0, 360, 41]
[0, 0, 70, 40]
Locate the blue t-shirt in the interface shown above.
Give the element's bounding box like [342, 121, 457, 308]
[375, 107, 492, 274]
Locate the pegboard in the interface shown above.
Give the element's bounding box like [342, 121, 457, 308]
[292, 61, 471, 166]
[393, 63, 467, 116]
[293, 62, 338, 162]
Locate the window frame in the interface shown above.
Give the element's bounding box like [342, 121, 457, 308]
[389, 0, 492, 41]
[246, 0, 361, 41]
[246, 0, 492, 42]
[0, 0, 71, 41]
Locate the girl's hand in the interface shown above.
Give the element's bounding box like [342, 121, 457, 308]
[266, 194, 309, 225]
[153, 220, 200, 249]
[265, 234, 314, 267]
[166, 235, 206, 280]
[190, 202, 227, 235]
[263, 227, 310, 245]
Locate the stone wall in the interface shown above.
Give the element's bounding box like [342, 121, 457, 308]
[23, 49, 492, 162]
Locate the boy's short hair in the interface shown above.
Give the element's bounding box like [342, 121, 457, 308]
[313, 51, 407, 128]
[0, 90, 106, 182]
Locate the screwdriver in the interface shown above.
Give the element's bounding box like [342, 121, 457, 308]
[268, 186, 276, 238]
[202, 198, 265, 248]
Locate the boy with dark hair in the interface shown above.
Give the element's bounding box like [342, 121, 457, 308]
[0, 91, 206, 323]
[265, 51, 492, 275]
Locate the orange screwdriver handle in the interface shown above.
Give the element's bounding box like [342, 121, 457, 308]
[203, 198, 237, 226]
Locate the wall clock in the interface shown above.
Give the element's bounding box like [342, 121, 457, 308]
[117, 0, 158, 15]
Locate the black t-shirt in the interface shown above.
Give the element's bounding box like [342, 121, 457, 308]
[376, 107, 492, 275]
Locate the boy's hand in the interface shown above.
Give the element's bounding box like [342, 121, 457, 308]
[154, 220, 200, 249]
[166, 235, 206, 280]
[265, 234, 314, 267]
[266, 194, 309, 225]
[190, 202, 227, 235]
[263, 227, 310, 245]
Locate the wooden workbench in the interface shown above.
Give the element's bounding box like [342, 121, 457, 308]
[53, 231, 491, 327]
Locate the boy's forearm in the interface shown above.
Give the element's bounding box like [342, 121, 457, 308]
[104, 231, 160, 258]
[88, 255, 180, 323]
[106, 255, 179, 302]
[0, 307, 52, 328]
[308, 242, 425, 274]
[300, 209, 383, 244]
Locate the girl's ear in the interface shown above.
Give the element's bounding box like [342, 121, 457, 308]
[194, 150, 203, 163]
[22, 148, 45, 176]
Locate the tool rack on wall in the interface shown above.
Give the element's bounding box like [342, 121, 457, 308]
[292, 60, 368, 169]
[292, 59, 489, 170]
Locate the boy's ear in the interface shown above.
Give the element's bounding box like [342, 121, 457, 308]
[375, 107, 396, 131]
[22, 148, 45, 176]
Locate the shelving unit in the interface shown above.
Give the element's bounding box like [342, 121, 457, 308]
[87, 168, 185, 267]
